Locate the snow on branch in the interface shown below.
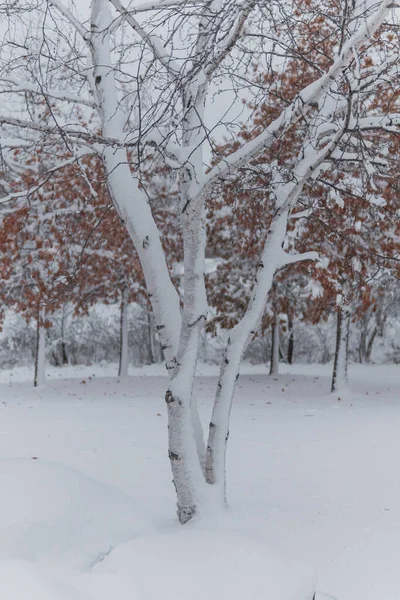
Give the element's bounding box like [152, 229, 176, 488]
[204, 0, 256, 80]
[109, 0, 210, 32]
[352, 114, 400, 132]
[0, 77, 94, 108]
[0, 138, 32, 149]
[278, 250, 319, 269]
[202, 0, 394, 191]
[48, 0, 89, 40]
[109, 0, 180, 76]
[0, 116, 135, 149]
[0, 151, 95, 206]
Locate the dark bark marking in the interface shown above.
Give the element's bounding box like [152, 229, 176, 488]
[188, 314, 206, 327]
[165, 390, 181, 405]
[168, 450, 180, 461]
[165, 390, 174, 404]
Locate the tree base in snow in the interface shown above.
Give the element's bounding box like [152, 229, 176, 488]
[177, 505, 196, 524]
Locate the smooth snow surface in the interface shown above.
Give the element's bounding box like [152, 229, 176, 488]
[0, 459, 152, 568]
[0, 361, 399, 599]
[0, 560, 84, 600]
[94, 529, 315, 600]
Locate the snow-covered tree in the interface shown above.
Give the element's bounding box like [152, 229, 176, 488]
[0, 0, 398, 525]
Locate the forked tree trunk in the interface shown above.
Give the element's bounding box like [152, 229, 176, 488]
[90, 0, 377, 523]
[91, 4, 204, 523]
[331, 307, 350, 393]
[269, 318, 280, 376]
[34, 306, 46, 387]
[118, 286, 129, 377]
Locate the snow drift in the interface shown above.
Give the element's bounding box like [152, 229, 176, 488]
[0, 458, 152, 568]
[95, 528, 316, 600]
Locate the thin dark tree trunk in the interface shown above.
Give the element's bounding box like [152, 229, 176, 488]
[269, 318, 280, 376]
[147, 309, 155, 364]
[118, 286, 129, 377]
[331, 307, 350, 393]
[60, 303, 68, 365]
[34, 305, 46, 387]
[366, 327, 377, 362]
[287, 311, 294, 364]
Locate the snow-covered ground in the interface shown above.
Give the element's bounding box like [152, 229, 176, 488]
[0, 361, 399, 599]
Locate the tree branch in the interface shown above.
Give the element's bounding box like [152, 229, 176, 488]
[109, 0, 180, 76]
[48, 0, 89, 40]
[0, 76, 94, 108]
[202, 0, 393, 191]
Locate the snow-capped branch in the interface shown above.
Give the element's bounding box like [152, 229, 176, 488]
[0, 152, 95, 206]
[290, 208, 312, 220]
[0, 115, 135, 149]
[0, 138, 32, 148]
[352, 114, 400, 132]
[0, 76, 94, 108]
[202, 0, 393, 191]
[48, 0, 89, 40]
[109, 0, 210, 32]
[109, 0, 180, 76]
[205, 0, 256, 80]
[278, 250, 319, 268]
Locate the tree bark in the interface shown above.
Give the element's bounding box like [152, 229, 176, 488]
[269, 318, 280, 376]
[60, 303, 68, 365]
[147, 309, 155, 364]
[331, 307, 350, 393]
[287, 311, 294, 364]
[366, 326, 377, 362]
[206, 208, 291, 494]
[118, 286, 129, 377]
[91, 0, 182, 373]
[34, 306, 46, 387]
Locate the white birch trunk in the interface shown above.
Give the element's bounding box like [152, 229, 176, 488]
[269, 318, 280, 376]
[205, 208, 289, 491]
[118, 286, 129, 377]
[166, 79, 209, 521]
[204, 118, 334, 492]
[331, 307, 350, 393]
[91, 0, 208, 522]
[90, 0, 181, 373]
[34, 306, 46, 387]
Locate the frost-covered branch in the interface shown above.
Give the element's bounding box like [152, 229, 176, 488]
[202, 0, 394, 192]
[0, 77, 94, 108]
[109, 0, 181, 76]
[204, 0, 256, 79]
[48, 0, 89, 39]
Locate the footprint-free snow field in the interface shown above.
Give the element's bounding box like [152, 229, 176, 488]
[0, 362, 399, 600]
